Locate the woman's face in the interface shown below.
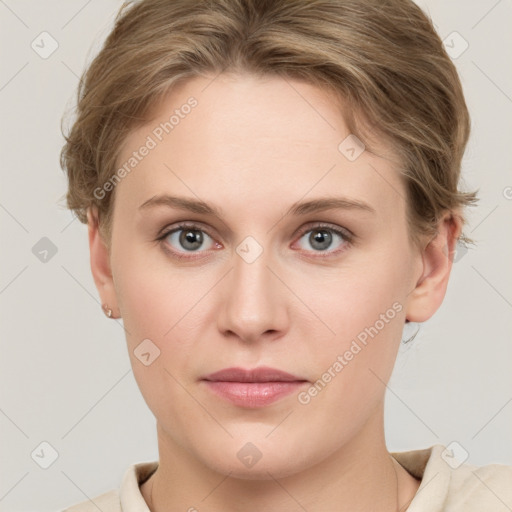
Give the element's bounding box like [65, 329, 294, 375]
[98, 73, 429, 478]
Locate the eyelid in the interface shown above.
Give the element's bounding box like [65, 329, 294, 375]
[156, 220, 215, 239]
[294, 221, 354, 243]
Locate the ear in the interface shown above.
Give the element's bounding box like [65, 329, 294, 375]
[405, 212, 462, 323]
[87, 206, 119, 318]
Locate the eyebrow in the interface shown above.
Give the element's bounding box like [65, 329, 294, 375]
[139, 194, 376, 217]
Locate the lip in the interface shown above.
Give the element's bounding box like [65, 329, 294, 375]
[201, 366, 309, 408]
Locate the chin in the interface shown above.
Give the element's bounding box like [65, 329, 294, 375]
[208, 456, 305, 481]
[195, 437, 318, 481]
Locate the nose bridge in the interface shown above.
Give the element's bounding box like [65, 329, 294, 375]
[234, 243, 270, 297]
[218, 235, 286, 341]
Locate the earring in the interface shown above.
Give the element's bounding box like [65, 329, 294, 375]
[402, 320, 420, 344]
[102, 303, 113, 318]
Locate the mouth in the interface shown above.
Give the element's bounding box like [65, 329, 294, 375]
[201, 366, 309, 408]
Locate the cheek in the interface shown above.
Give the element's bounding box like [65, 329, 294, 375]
[117, 273, 171, 344]
[113, 239, 196, 340]
[297, 255, 408, 397]
[114, 258, 200, 420]
[307, 261, 406, 344]
[113, 245, 220, 380]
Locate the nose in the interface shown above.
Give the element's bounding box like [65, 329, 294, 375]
[216, 242, 289, 344]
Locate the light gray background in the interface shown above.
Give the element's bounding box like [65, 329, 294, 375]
[1, 1, 511, 511]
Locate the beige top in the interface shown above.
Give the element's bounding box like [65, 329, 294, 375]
[62, 444, 512, 511]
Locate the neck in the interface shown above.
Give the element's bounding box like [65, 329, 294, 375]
[142, 408, 420, 512]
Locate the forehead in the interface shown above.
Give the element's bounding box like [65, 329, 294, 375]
[113, 73, 405, 223]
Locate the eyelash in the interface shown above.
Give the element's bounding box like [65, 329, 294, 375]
[156, 221, 354, 260]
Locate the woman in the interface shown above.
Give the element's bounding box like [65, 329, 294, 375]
[60, 0, 512, 510]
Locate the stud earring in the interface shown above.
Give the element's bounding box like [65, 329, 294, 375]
[102, 303, 113, 318]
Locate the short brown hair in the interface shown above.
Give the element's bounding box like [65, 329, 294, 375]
[60, 0, 478, 248]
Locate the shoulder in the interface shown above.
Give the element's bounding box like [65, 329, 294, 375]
[61, 460, 158, 512]
[392, 444, 512, 511]
[61, 489, 120, 512]
[444, 447, 512, 510]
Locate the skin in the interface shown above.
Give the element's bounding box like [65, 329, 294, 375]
[87, 73, 461, 511]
